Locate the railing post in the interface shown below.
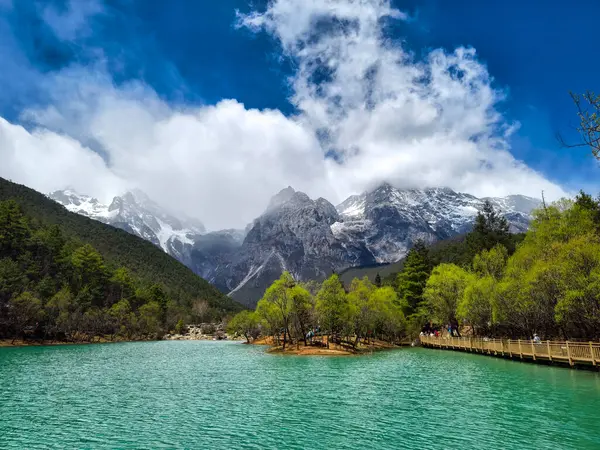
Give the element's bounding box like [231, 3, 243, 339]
[566, 341, 573, 366]
[518, 339, 523, 359]
[469, 337, 472, 352]
[531, 340, 536, 360]
[590, 342, 596, 366]
[547, 340, 552, 362]
[508, 339, 512, 358]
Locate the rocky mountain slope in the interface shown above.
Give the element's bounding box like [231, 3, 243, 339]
[48, 189, 206, 261]
[333, 184, 539, 263]
[49, 184, 540, 307]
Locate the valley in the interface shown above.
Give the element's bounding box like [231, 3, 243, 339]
[50, 183, 540, 307]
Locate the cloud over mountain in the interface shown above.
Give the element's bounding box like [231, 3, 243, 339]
[0, 0, 565, 229]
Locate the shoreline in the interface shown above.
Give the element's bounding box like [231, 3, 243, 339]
[251, 336, 405, 356]
[1, 335, 243, 348]
[0, 338, 141, 348]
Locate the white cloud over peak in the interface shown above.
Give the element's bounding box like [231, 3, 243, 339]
[0, 0, 566, 229]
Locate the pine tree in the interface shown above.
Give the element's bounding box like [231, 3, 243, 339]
[466, 200, 512, 260]
[396, 240, 431, 315]
[374, 273, 382, 287]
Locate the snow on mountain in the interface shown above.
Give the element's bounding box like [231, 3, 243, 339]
[48, 188, 205, 253]
[333, 184, 541, 263]
[49, 183, 541, 308]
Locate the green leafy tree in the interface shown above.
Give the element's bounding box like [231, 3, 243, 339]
[256, 298, 282, 343]
[347, 277, 376, 346]
[9, 291, 44, 342]
[370, 286, 405, 342]
[45, 287, 75, 339]
[109, 299, 134, 338]
[174, 318, 186, 335]
[424, 264, 474, 335]
[315, 274, 350, 348]
[289, 284, 313, 346]
[227, 310, 259, 343]
[109, 267, 136, 306]
[259, 272, 295, 349]
[138, 301, 162, 336]
[472, 244, 508, 280]
[458, 276, 495, 335]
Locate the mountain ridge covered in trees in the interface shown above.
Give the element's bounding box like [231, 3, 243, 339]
[0, 177, 242, 342]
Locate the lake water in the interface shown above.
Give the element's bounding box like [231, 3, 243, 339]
[1, 341, 599, 449]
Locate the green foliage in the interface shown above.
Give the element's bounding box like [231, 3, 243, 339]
[0, 177, 241, 317]
[424, 264, 474, 328]
[138, 302, 162, 336]
[252, 272, 406, 348]
[0, 179, 243, 341]
[396, 239, 431, 315]
[472, 244, 508, 280]
[227, 310, 259, 343]
[458, 276, 495, 334]
[421, 197, 600, 339]
[259, 272, 295, 348]
[288, 284, 313, 344]
[316, 274, 350, 343]
[466, 200, 512, 259]
[9, 291, 44, 336]
[174, 318, 186, 335]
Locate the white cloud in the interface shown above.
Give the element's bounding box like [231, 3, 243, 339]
[12, 69, 331, 230]
[0, 0, 566, 230]
[0, 117, 125, 198]
[238, 0, 565, 201]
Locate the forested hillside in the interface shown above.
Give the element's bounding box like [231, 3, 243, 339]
[0, 178, 242, 341]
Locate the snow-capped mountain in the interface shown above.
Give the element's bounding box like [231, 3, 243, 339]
[206, 187, 375, 304]
[207, 185, 540, 306]
[333, 184, 540, 262]
[48, 189, 206, 258]
[48, 184, 541, 308]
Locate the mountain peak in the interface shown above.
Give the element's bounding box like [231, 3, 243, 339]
[266, 186, 297, 211]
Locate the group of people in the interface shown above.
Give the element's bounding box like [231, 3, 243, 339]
[419, 323, 461, 338]
[420, 330, 440, 338]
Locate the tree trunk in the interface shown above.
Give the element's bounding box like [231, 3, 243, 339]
[282, 327, 287, 351]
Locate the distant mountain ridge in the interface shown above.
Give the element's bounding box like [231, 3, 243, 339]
[333, 184, 539, 263]
[48, 183, 541, 307]
[49, 189, 206, 261]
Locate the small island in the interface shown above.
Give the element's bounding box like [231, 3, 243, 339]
[227, 272, 409, 356]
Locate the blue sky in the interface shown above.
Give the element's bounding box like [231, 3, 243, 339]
[0, 0, 597, 228]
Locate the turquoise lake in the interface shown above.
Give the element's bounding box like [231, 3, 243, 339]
[1, 341, 599, 449]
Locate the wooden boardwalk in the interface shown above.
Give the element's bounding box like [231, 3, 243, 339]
[420, 336, 600, 369]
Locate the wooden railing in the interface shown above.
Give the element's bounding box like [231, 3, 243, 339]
[420, 336, 600, 368]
